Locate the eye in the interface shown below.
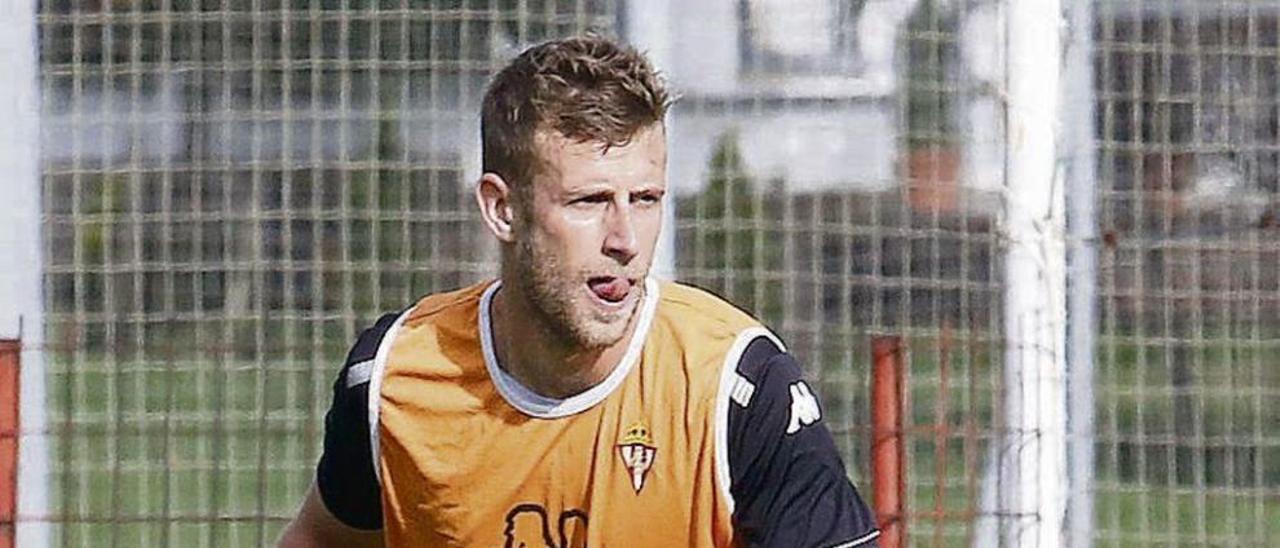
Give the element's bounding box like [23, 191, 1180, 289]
[632, 190, 664, 205]
[571, 193, 610, 205]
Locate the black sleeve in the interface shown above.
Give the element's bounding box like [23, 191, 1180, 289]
[315, 312, 398, 531]
[728, 338, 881, 548]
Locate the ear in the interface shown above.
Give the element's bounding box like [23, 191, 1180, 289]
[475, 172, 517, 243]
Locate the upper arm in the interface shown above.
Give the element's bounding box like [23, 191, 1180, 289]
[727, 338, 881, 548]
[278, 483, 384, 548]
[282, 312, 399, 545]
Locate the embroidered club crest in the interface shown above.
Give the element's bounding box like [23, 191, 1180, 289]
[617, 421, 657, 494]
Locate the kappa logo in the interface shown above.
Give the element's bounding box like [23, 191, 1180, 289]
[785, 381, 822, 434]
[617, 421, 657, 494]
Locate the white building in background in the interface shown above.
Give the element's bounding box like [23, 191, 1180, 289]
[42, 77, 187, 164]
[654, 0, 911, 195]
[36, 1, 927, 198]
[41, 73, 379, 166]
[630, 0, 1018, 213]
[41, 1, 1271, 220]
[33, 0, 1025, 211]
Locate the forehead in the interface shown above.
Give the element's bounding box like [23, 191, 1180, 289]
[529, 125, 666, 190]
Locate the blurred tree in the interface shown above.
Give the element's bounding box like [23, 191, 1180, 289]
[903, 0, 959, 150]
[678, 131, 785, 326]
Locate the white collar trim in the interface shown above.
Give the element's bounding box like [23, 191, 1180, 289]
[478, 277, 659, 418]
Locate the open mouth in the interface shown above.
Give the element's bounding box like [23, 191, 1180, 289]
[587, 276, 633, 305]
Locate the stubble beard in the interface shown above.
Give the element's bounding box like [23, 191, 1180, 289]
[513, 235, 640, 351]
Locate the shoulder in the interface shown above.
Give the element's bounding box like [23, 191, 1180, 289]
[399, 280, 494, 330]
[316, 309, 411, 531]
[655, 281, 767, 343]
[340, 282, 490, 383]
[342, 310, 403, 382]
[650, 282, 786, 408]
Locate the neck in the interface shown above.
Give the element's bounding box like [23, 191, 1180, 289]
[489, 281, 638, 400]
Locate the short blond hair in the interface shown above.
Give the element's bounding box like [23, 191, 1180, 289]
[481, 35, 672, 189]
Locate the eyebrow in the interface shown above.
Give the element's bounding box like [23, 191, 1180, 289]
[563, 186, 612, 199]
[564, 185, 664, 197]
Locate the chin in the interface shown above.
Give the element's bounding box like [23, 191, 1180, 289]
[565, 314, 628, 349]
[565, 302, 636, 349]
[576, 322, 629, 349]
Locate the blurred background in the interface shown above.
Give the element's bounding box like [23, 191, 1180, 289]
[6, 0, 1279, 545]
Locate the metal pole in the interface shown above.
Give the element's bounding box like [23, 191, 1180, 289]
[0, 340, 19, 548]
[1064, 0, 1097, 544]
[0, 1, 48, 546]
[871, 336, 905, 548]
[1001, 0, 1067, 544]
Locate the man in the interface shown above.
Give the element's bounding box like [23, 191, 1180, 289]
[279, 35, 879, 547]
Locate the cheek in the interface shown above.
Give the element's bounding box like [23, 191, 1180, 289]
[560, 211, 604, 230]
[528, 213, 603, 261]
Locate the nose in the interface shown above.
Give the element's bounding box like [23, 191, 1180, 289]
[602, 200, 639, 265]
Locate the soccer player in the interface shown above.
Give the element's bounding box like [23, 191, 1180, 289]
[279, 35, 880, 547]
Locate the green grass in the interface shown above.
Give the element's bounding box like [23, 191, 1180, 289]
[1094, 488, 1280, 546]
[890, 443, 1280, 547]
[48, 356, 331, 548]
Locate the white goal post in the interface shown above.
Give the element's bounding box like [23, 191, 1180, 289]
[0, 1, 49, 547]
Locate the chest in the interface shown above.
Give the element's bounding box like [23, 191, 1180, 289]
[377, 370, 728, 546]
